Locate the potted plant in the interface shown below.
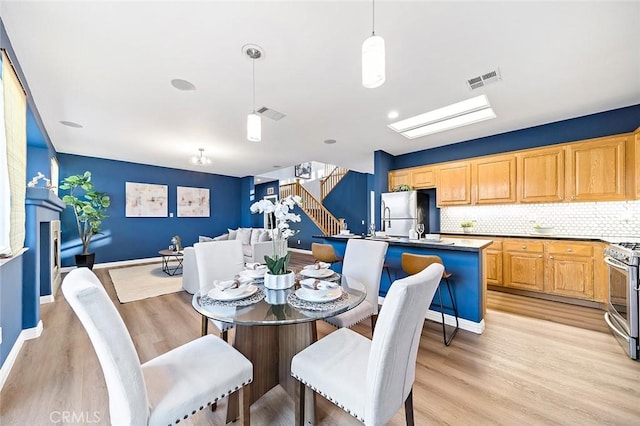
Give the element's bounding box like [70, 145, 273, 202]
[250, 195, 302, 289]
[460, 220, 475, 233]
[60, 171, 111, 269]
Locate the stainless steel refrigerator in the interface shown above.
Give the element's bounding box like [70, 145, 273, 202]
[380, 190, 429, 237]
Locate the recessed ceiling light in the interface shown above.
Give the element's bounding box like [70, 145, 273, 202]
[387, 111, 399, 119]
[323, 139, 337, 145]
[60, 120, 83, 128]
[171, 79, 196, 91]
[388, 95, 496, 139]
[256, 178, 262, 182]
[272, 165, 281, 168]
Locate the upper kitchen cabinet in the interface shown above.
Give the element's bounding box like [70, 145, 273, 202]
[634, 128, 640, 199]
[566, 135, 627, 202]
[388, 170, 411, 191]
[472, 154, 517, 204]
[437, 161, 471, 206]
[517, 146, 565, 203]
[411, 165, 436, 189]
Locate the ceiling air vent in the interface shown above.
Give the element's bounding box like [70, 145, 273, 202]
[257, 106, 286, 121]
[467, 68, 502, 90]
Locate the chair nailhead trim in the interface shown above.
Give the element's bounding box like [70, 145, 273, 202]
[291, 374, 364, 421]
[183, 415, 188, 419]
[191, 410, 196, 415]
[199, 406, 204, 410]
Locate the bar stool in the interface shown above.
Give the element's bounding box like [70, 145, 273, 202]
[401, 253, 459, 346]
[311, 243, 343, 266]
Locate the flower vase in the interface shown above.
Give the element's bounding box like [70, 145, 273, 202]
[264, 288, 288, 304]
[264, 271, 295, 290]
[463, 227, 472, 234]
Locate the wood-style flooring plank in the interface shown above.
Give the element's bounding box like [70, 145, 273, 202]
[1, 251, 639, 425]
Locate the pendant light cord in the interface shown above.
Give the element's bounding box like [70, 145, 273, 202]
[252, 59, 256, 113]
[372, 0, 376, 36]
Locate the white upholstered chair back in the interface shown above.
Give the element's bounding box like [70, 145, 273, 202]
[342, 239, 388, 315]
[62, 268, 150, 425]
[194, 240, 245, 294]
[364, 262, 444, 425]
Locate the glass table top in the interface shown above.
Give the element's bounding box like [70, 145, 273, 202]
[192, 273, 366, 326]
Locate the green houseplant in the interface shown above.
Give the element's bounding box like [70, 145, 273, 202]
[60, 171, 111, 269]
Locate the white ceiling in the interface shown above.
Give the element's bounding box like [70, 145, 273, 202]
[1, 1, 639, 178]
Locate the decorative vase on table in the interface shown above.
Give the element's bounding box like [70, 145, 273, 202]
[249, 195, 302, 290]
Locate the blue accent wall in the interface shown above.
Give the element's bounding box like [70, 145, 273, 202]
[26, 146, 50, 185]
[393, 104, 640, 169]
[373, 150, 394, 229]
[0, 256, 23, 366]
[323, 171, 369, 236]
[57, 154, 243, 267]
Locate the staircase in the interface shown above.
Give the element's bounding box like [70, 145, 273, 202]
[320, 165, 349, 201]
[280, 181, 342, 236]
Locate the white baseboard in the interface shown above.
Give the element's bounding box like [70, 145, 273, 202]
[0, 320, 43, 391]
[40, 295, 55, 304]
[61, 256, 162, 273]
[288, 247, 312, 255]
[378, 295, 485, 335]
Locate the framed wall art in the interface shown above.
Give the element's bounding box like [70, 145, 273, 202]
[125, 182, 168, 217]
[177, 186, 210, 217]
[294, 162, 312, 179]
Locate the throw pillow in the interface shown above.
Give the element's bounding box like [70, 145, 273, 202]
[258, 231, 270, 242]
[250, 229, 264, 245]
[228, 228, 238, 240]
[213, 233, 229, 241]
[198, 235, 214, 243]
[236, 228, 252, 245]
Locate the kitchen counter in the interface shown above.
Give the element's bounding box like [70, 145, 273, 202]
[441, 231, 621, 242]
[315, 235, 492, 334]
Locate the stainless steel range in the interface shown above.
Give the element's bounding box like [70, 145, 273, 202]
[604, 242, 639, 359]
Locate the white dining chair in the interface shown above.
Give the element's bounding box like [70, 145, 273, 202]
[291, 262, 444, 426]
[194, 240, 245, 341]
[323, 238, 388, 331]
[62, 267, 253, 426]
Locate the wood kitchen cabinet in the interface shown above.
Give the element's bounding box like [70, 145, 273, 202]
[503, 240, 545, 292]
[388, 170, 411, 191]
[436, 161, 471, 206]
[411, 166, 436, 189]
[517, 146, 565, 203]
[484, 239, 503, 286]
[634, 128, 640, 199]
[544, 241, 594, 300]
[472, 154, 517, 204]
[566, 135, 627, 201]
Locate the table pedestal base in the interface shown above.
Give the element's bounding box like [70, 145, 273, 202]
[227, 322, 317, 424]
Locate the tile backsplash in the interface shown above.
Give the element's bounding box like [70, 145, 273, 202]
[440, 200, 640, 238]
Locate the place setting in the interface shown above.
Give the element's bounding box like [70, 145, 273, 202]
[298, 261, 339, 281]
[287, 276, 349, 312]
[200, 274, 265, 307]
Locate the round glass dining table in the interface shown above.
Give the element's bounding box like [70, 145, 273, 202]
[191, 273, 366, 423]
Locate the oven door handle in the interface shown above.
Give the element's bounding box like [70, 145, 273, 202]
[604, 256, 629, 272]
[604, 312, 630, 342]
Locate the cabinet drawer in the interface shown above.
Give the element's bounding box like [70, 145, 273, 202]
[504, 240, 544, 252]
[546, 242, 593, 256]
[486, 240, 503, 250]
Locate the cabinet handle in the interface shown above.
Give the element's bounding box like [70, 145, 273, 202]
[559, 196, 564, 200]
[539, 255, 543, 258]
[521, 245, 527, 249]
[567, 248, 572, 252]
[571, 195, 577, 200]
[549, 255, 554, 259]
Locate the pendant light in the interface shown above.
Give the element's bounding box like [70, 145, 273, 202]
[191, 148, 211, 165]
[245, 45, 263, 142]
[362, 0, 385, 88]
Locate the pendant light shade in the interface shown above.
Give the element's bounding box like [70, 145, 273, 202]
[247, 112, 261, 142]
[362, 34, 385, 88]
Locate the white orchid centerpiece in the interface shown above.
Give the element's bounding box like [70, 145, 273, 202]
[250, 195, 302, 275]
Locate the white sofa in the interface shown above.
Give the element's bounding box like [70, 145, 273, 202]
[182, 227, 286, 294]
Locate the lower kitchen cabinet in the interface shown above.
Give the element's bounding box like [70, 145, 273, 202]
[484, 239, 503, 286]
[503, 240, 545, 292]
[544, 241, 594, 300]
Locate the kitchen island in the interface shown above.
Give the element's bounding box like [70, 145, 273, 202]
[315, 235, 493, 334]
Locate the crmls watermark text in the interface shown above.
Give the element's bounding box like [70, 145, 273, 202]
[49, 411, 102, 424]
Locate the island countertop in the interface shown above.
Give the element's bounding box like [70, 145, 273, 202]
[318, 235, 493, 252]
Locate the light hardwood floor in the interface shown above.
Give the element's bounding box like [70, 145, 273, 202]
[1, 252, 639, 425]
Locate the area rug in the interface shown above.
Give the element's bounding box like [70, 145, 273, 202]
[109, 263, 183, 303]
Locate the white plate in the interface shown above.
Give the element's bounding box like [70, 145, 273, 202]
[300, 278, 339, 290]
[208, 284, 257, 301]
[300, 268, 335, 278]
[241, 268, 267, 279]
[295, 287, 342, 303]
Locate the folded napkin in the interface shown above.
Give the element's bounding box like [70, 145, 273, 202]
[300, 279, 339, 290]
[213, 275, 252, 291]
[245, 262, 267, 270]
[303, 262, 331, 270]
